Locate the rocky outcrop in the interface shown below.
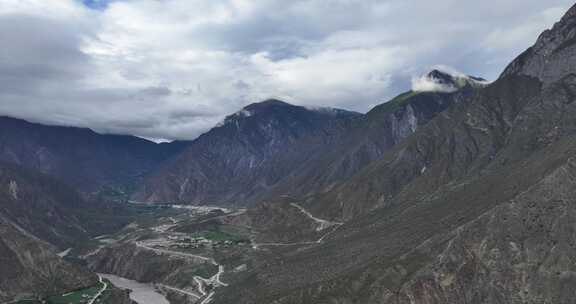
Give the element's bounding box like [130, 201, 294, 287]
[502, 4, 576, 86]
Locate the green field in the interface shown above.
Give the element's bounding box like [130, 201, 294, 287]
[13, 280, 107, 304]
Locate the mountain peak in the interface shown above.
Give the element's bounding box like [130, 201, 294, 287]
[243, 99, 293, 112]
[561, 3, 576, 19]
[427, 69, 454, 82]
[501, 3, 576, 84]
[219, 99, 294, 123]
[214, 99, 359, 130]
[412, 68, 487, 93]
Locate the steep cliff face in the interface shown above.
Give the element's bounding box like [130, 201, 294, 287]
[133, 99, 361, 206]
[0, 116, 188, 194]
[215, 4, 576, 303]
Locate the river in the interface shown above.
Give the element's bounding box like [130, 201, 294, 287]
[99, 274, 170, 304]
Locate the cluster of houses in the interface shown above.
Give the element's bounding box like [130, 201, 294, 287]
[164, 235, 248, 249]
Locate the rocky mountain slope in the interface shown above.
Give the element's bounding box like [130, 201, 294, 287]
[0, 116, 189, 195]
[4, 4, 576, 304]
[135, 71, 482, 207]
[0, 214, 97, 302]
[0, 160, 146, 248]
[0, 162, 99, 302]
[0, 161, 91, 247]
[133, 100, 361, 205]
[213, 3, 576, 303]
[263, 70, 482, 204]
[0, 161, 138, 303]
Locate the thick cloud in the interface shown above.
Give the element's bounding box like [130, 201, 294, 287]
[0, 0, 572, 140]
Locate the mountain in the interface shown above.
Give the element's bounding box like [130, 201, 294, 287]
[0, 161, 89, 247]
[5, 4, 576, 304]
[424, 69, 488, 91]
[0, 161, 137, 303]
[135, 71, 482, 207]
[133, 99, 361, 205]
[0, 214, 97, 302]
[0, 116, 189, 196]
[501, 3, 576, 85]
[260, 70, 481, 205]
[214, 4, 576, 303]
[0, 162, 97, 302]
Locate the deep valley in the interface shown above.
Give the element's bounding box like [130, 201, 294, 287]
[3, 2, 576, 304]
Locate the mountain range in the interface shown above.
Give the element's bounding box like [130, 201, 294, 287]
[215, 4, 576, 303]
[133, 70, 484, 207]
[0, 116, 189, 196]
[2, 3, 576, 304]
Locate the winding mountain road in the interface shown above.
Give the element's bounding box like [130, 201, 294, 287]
[87, 275, 108, 304]
[290, 203, 342, 230]
[134, 242, 227, 304]
[253, 203, 343, 249]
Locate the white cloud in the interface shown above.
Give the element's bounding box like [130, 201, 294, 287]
[411, 75, 457, 93]
[483, 6, 567, 50]
[0, 0, 573, 140]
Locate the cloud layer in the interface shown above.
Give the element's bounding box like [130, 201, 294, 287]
[0, 0, 572, 140]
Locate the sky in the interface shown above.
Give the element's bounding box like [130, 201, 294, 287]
[0, 0, 573, 140]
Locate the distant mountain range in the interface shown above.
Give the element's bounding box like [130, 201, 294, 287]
[0, 116, 189, 196]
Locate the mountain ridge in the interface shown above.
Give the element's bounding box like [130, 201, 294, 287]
[135, 73, 480, 208]
[133, 100, 362, 205]
[0, 116, 189, 196]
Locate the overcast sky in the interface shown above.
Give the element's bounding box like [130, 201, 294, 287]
[0, 0, 573, 140]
